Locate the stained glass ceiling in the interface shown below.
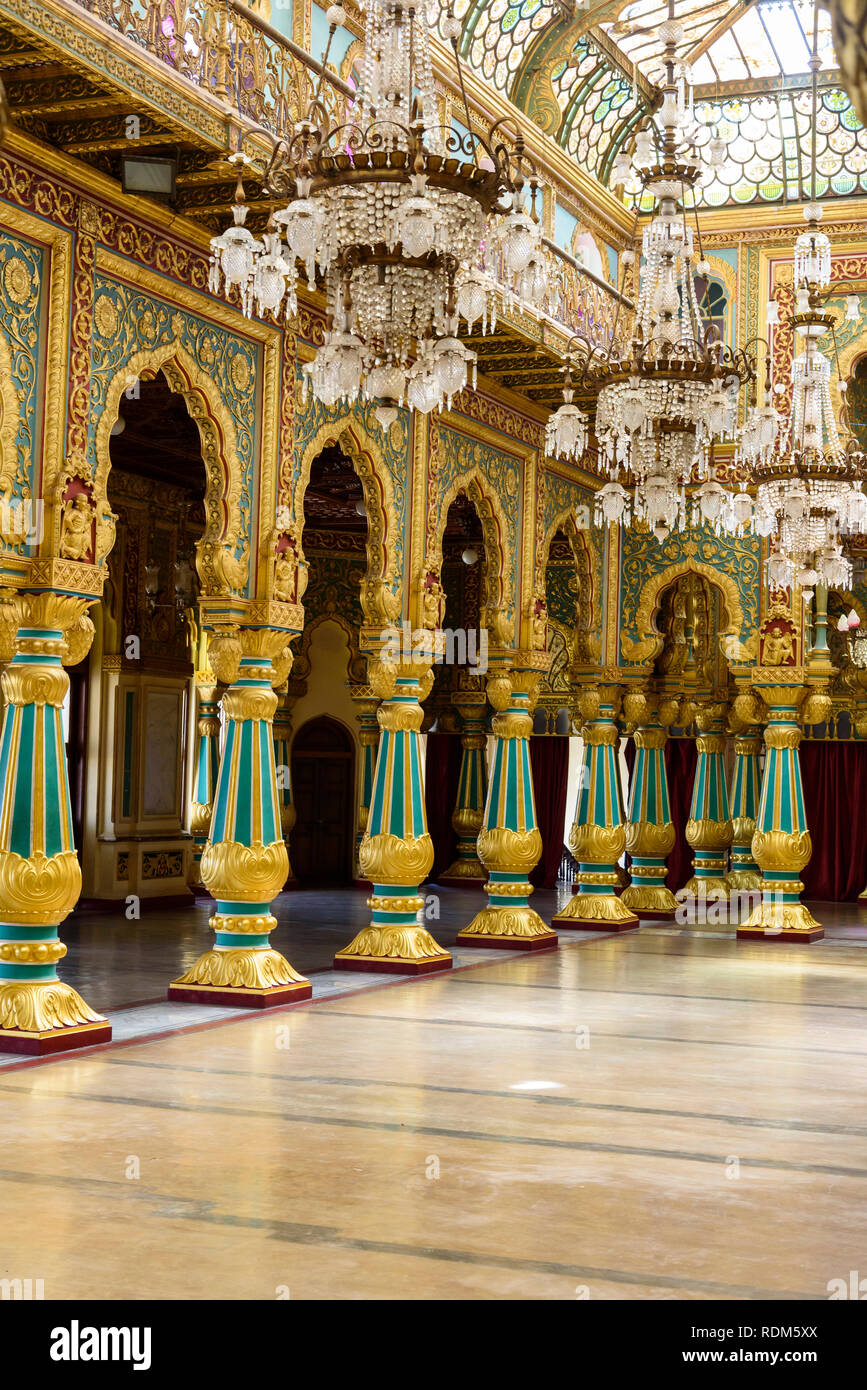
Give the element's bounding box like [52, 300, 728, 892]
[437, 0, 864, 208]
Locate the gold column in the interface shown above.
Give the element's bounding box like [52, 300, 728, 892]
[726, 692, 765, 895]
[351, 694, 380, 884]
[621, 690, 679, 920]
[553, 685, 637, 930]
[335, 657, 451, 973]
[683, 703, 732, 900]
[169, 627, 311, 1005]
[0, 592, 110, 1054]
[188, 677, 220, 891]
[440, 694, 488, 885]
[458, 671, 557, 950]
[739, 677, 826, 943]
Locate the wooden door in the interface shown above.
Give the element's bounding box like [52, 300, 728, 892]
[291, 717, 354, 884]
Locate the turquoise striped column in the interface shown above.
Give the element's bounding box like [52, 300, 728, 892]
[170, 627, 311, 1004]
[0, 593, 110, 1054]
[621, 692, 678, 921]
[684, 706, 732, 900]
[441, 697, 488, 885]
[335, 658, 451, 973]
[189, 680, 220, 889]
[739, 680, 823, 942]
[727, 731, 763, 893]
[352, 695, 380, 883]
[272, 698, 296, 886]
[554, 685, 637, 931]
[458, 671, 556, 950]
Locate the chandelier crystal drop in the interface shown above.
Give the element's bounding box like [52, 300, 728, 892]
[208, 1, 549, 417]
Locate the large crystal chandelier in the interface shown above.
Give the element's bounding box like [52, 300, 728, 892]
[548, 9, 747, 541]
[751, 220, 867, 597]
[209, 2, 547, 418]
[745, 6, 867, 599]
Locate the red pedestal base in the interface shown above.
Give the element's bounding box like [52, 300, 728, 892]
[457, 935, 559, 951]
[634, 910, 677, 924]
[332, 954, 452, 975]
[553, 919, 638, 932]
[736, 925, 824, 943]
[167, 981, 313, 1007]
[0, 1020, 112, 1055]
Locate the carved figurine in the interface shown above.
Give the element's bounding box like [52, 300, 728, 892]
[532, 599, 548, 650]
[59, 493, 94, 561]
[423, 579, 443, 630]
[274, 546, 295, 602]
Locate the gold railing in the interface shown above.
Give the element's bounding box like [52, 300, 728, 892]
[541, 239, 630, 349]
[75, 0, 349, 130]
[70, 0, 631, 345]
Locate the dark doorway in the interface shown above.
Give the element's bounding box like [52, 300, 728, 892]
[291, 716, 355, 884]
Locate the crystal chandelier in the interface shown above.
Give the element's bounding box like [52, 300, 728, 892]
[746, 5, 867, 600]
[752, 234, 867, 598]
[548, 8, 748, 541]
[209, 2, 548, 419]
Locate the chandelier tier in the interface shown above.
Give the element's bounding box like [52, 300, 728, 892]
[209, 1, 547, 419]
[546, 7, 750, 542]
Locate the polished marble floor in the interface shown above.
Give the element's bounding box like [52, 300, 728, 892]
[58, 885, 867, 1012]
[2, 896, 866, 1300]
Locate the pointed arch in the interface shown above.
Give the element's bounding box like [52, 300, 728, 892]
[541, 506, 600, 636]
[294, 416, 397, 628]
[428, 470, 510, 627]
[93, 340, 246, 596]
[623, 558, 744, 666]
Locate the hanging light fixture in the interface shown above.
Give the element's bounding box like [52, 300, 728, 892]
[545, 353, 588, 463]
[208, 2, 549, 416]
[550, 4, 750, 541]
[748, 8, 867, 598]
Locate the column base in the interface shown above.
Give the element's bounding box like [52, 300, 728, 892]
[439, 861, 487, 886]
[552, 892, 638, 931]
[0, 981, 111, 1054]
[457, 905, 557, 949]
[726, 869, 763, 892]
[0, 1019, 112, 1055]
[333, 954, 452, 975]
[167, 980, 313, 1007]
[682, 876, 730, 899]
[737, 901, 823, 942]
[621, 884, 679, 917]
[334, 925, 452, 974]
[169, 947, 311, 1004]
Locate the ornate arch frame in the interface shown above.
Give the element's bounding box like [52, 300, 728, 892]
[291, 611, 366, 688]
[426, 470, 510, 625]
[541, 506, 599, 634]
[625, 557, 744, 666]
[293, 417, 397, 628]
[92, 341, 246, 596]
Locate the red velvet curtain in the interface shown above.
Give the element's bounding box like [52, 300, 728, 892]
[424, 732, 463, 883]
[530, 736, 570, 889]
[665, 737, 698, 892]
[800, 741, 867, 901]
